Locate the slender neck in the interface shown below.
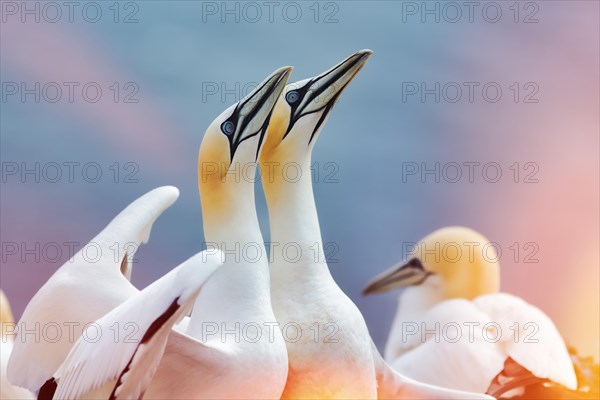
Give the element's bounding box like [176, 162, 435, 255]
[262, 156, 328, 271]
[201, 176, 264, 246]
[188, 166, 272, 334]
[397, 280, 445, 319]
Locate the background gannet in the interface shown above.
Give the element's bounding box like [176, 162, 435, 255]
[363, 226, 578, 398]
[143, 66, 292, 399]
[7, 186, 179, 393]
[37, 251, 223, 400]
[260, 50, 491, 400]
[1, 290, 34, 399]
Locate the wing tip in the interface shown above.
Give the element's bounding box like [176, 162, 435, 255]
[151, 186, 180, 205]
[37, 378, 57, 400]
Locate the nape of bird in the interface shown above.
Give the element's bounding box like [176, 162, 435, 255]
[1, 290, 34, 399]
[7, 186, 180, 393]
[259, 50, 492, 400]
[142, 66, 293, 399]
[363, 226, 579, 398]
[37, 251, 223, 400]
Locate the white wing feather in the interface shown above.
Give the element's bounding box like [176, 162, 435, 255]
[387, 292, 577, 393]
[474, 293, 577, 389]
[81, 186, 180, 268]
[371, 339, 493, 399]
[141, 329, 230, 398]
[48, 251, 223, 400]
[390, 336, 505, 393]
[1, 341, 34, 400]
[8, 186, 180, 392]
[392, 298, 506, 392]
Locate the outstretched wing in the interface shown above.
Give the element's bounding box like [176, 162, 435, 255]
[84, 185, 180, 277]
[8, 186, 180, 392]
[39, 251, 223, 400]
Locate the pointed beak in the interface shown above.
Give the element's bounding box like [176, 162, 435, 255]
[227, 66, 293, 161]
[305, 48, 372, 106]
[362, 258, 431, 295]
[284, 49, 373, 139]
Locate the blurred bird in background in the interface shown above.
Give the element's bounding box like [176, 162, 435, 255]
[364, 226, 599, 399]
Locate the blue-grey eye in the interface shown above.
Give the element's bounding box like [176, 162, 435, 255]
[221, 121, 235, 135]
[286, 91, 300, 104]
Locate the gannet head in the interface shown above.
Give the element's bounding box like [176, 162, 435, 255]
[1, 290, 15, 338]
[198, 66, 292, 214]
[363, 226, 500, 300]
[260, 50, 372, 169]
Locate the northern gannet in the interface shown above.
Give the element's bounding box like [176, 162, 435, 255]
[1, 291, 34, 399]
[143, 66, 293, 399]
[363, 226, 578, 398]
[37, 251, 223, 400]
[7, 186, 180, 392]
[260, 50, 492, 399]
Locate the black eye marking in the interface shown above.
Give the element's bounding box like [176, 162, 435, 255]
[285, 90, 300, 104]
[281, 83, 312, 141]
[221, 120, 235, 136]
[407, 257, 425, 270]
[223, 107, 261, 162]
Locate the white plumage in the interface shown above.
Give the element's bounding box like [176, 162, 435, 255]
[39, 251, 223, 400]
[7, 186, 179, 393]
[364, 226, 577, 397]
[141, 66, 293, 399]
[260, 51, 492, 400]
[5, 52, 577, 400]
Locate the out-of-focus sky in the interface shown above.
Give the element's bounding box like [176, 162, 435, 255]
[1, 1, 598, 359]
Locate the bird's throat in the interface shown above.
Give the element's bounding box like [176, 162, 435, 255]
[263, 161, 327, 270]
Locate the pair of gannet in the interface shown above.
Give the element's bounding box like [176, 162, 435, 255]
[1, 291, 34, 399]
[8, 55, 492, 400]
[150, 57, 488, 400]
[364, 226, 578, 398]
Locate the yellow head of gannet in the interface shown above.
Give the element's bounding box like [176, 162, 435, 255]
[364, 226, 500, 300]
[198, 66, 292, 232]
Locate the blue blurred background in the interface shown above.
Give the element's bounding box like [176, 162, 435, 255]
[1, 1, 598, 359]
